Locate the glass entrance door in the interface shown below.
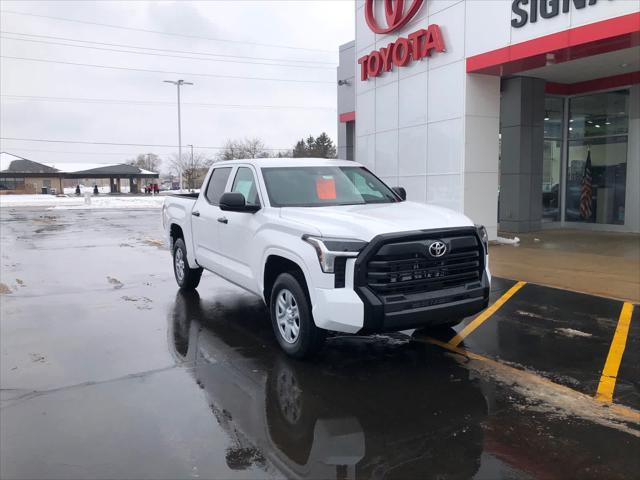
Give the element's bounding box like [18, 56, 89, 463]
[565, 90, 629, 225]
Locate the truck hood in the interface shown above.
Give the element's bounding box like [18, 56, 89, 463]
[279, 202, 474, 241]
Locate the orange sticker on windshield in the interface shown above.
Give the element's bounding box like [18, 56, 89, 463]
[316, 177, 336, 200]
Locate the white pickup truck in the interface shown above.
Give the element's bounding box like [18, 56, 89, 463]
[163, 158, 490, 358]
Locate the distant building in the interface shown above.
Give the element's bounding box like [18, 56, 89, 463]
[0, 153, 159, 194]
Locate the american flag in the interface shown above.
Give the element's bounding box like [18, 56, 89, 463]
[580, 150, 593, 220]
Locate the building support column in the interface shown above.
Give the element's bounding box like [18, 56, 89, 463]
[463, 74, 501, 240]
[116, 178, 121, 193]
[58, 176, 64, 195]
[499, 77, 546, 233]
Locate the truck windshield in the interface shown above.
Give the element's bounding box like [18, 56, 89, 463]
[261, 166, 399, 207]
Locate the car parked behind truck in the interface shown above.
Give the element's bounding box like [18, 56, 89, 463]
[163, 158, 491, 358]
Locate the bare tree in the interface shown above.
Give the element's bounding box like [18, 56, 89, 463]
[217, 140, 244, 161]
[127, 153, 161, 172]
[168, 151, 213, 190]
[217, 137, 269, 161]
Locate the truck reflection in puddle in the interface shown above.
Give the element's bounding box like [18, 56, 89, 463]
[168, 290, 488, 480]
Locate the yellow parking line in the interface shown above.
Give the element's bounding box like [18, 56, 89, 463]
[596, 302, 635, 403]
[448, 281, 527, 347]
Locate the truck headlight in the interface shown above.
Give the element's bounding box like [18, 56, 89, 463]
[476, 225, 489, 253]
[302, 235, 366, 273]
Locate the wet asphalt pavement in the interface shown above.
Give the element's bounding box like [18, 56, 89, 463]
[1, 207, 638, 479]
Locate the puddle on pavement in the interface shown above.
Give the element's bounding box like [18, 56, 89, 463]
[1, 208, 638, 480]
[162, 290, 640, 479]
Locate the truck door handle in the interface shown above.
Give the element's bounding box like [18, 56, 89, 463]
[217, 217, 228, 224]
[192, 210, 200, 217]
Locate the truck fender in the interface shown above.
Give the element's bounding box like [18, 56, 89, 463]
[260, 247, 317, 306]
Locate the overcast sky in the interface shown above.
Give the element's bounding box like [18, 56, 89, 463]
[0, 0, 354, 170]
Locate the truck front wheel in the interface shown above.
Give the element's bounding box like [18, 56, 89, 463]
[173, 238, 203, 290]
[270, 273, 326, 359]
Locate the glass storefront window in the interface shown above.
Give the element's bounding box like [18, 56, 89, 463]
[565, 90, 629, 225]
[543, 97, 563, 222]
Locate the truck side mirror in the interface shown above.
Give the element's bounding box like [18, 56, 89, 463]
[219, 192, 260, 213]
[392, 186, 407, 201]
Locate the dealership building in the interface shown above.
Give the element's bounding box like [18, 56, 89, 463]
[337, 0, 639, 239]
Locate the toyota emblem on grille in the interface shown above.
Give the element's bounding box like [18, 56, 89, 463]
[429, 241, 447, 257]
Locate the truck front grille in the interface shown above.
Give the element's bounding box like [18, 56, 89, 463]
[366, 232, 483, 297]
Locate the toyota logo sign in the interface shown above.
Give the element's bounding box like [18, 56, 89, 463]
[429, 241, 447, 258]
[365, 0, 425, 34]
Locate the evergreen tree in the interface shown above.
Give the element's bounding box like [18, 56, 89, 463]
[314, 132, 337, 159]
[305, 136, 316, 156]
[291, 133, 337, 159]
[292, 140, 307, 158]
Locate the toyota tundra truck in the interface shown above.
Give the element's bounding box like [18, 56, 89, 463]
[162, 158, 490, 358]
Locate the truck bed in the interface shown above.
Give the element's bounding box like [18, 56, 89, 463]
[170, 192, 199, 199]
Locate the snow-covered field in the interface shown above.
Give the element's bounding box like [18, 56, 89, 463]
[0, 194, 165, 210]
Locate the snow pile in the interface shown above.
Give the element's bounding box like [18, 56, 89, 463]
[555, 328, 593, 338]
[495, 236, 521, 245]
[0, 194, 165, 209]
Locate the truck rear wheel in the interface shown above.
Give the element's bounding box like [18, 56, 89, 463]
[270, 273, 326, 359]
[173, 238, 203, 290]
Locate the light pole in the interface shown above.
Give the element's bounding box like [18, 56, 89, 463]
[187, 144, 194, 191]
[163, 79, 193, 190]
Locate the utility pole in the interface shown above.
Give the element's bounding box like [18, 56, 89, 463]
[163, 79, 193, 190]
[187, 144, 194, 191]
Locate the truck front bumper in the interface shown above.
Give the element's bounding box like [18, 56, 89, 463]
[311, 270, 490, 334]
[355, 272, 490, 333]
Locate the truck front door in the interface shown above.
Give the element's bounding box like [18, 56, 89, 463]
[215, 166, 264, 293]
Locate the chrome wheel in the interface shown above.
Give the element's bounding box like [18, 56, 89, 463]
[275, 289, 300, 344]
[174, 247, 185, 283]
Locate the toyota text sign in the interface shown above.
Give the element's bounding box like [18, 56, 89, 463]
[358, 0, 446, 81]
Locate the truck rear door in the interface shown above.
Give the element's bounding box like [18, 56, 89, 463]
[192, 166, 233, 271]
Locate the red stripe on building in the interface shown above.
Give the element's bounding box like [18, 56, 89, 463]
[546, 71, 640, 95]
[467, 12, 640, 76]
[339, 111, 356, 123]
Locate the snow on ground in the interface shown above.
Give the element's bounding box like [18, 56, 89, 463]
[555, 328, 593, 338]
[157, 189, 200, 195]
[0, 194, 165, 209]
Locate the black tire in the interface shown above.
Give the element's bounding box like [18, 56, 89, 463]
[270, 272, 326, 359]
[173, 238, 203, 290]
[265, 357, 316, 465]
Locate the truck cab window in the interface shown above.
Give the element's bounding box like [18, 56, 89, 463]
[205, 167, 232, 205]
[231, 167, 260, 206]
